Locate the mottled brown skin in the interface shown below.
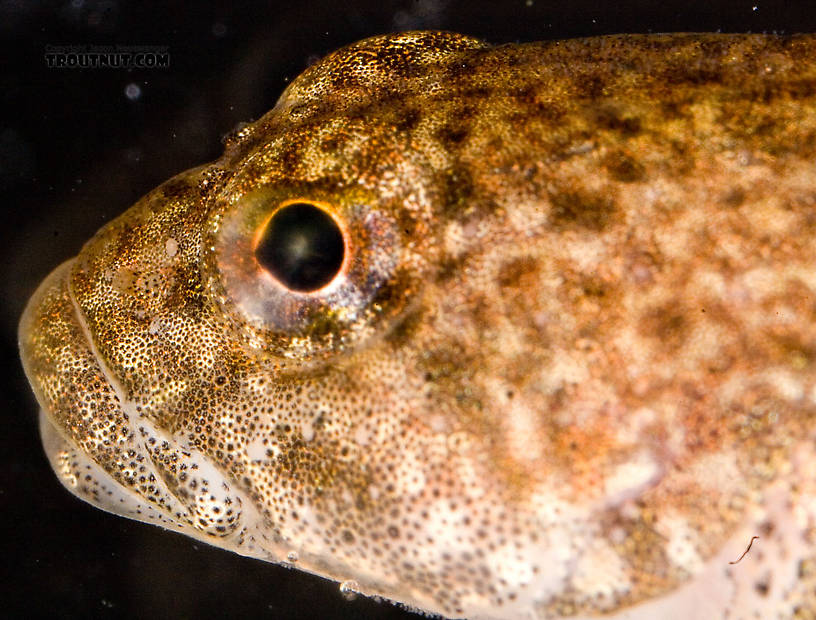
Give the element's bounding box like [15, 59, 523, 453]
[19, 32, 816, 618]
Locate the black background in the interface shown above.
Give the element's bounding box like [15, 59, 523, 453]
[2, 1, 815, 618]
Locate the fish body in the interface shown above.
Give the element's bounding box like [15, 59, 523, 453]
[19, 32, 816, 618]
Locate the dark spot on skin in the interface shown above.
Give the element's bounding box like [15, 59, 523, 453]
[396, 208, 418, 237]
[663, 57, 724, 87]
[549, 186, 617, 231]
[395, 107, 421, 131]
[594, 105, 642, 136]
[461, 85, 492, 99]
[510, 85, 566, 124]
[767, 331, 816, 367]
[457, 104, 477, 121]
[665, 140, 696, 176]
[786, 79, 816, 99]
[640, 301, 689, 349]
[445, 60, 473, 80]
[581, 277, 607, 298]
[386, 307, 424, 349]
[159, 177, 196, 201]
[512, 84, 536, 101]
[699, 39, 729, 58]
[497, 257, 539, 288]
[722, 187, 746, 207]
[603, 150, 645, 183]
[437, 123, 469, 147]
[576, 75, 606, 99]
[435, 254, 467, 283]
[486, 134, 505, 154]
[754, 579, 770, 597]
[660, 100, 688, 120]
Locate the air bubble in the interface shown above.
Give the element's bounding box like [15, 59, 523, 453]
[339, 580, 360, 601]
[286, 550, 298, 563]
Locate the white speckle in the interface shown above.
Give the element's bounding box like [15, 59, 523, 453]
[246, 434, 275, 461]
[148, 317, 162, 335]
[504, 398, 543, 464]
[603, 453, 661, 506]
[339, 580, 360, 600]
[766, 368, 804, 401]
[301, 419, 315, 442]
[165, 238, 178, 258]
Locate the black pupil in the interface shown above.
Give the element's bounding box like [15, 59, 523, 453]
[255, 202, 345, 292]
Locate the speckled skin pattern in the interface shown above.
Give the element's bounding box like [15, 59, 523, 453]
[18, 31, 816, 618]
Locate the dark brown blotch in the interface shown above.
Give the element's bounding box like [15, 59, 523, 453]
[603, 150, 645, 183]
[722, 187, 746, 208]
[385, 306, 425, 349]
[659, 99, 688, 121]
[575, 75, 606, 100]
[435, 253, 467, 283]
[461, 85, 492, 99]
[767, 331, 816, 368]
[436, 122, 470, 148]
[785, 78, 816, 100]
[593, 105, 642, 137]
[549, 186, 618, 231]
[497, 256, 539, 289]
[395, 107, 421, 132]
[639, 301, 690, 350]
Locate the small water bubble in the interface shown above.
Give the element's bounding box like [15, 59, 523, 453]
[286, 550, 298, 563]
[339, 580, 360, 601]
[124, 83, 141, 101]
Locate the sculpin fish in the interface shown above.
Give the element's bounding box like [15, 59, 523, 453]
[18, 31, 816, 619]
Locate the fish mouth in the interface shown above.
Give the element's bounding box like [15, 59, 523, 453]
[36, 404, 159, 518]
[19, 262, 259, 549]
[19, 258, 156, 517]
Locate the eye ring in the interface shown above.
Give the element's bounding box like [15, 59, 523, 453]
[253, 201, 347, 294]
[207, 186, 405, 358]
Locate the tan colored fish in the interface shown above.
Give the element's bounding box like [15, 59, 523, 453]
[18, 31, 816, 618]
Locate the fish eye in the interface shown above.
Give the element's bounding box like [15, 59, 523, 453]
[255, 202, 345, 292]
